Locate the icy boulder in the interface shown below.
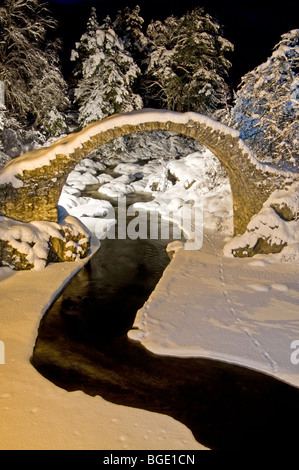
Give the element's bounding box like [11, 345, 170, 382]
[0, 214, 91, 270]
[224, 182, 299, 259]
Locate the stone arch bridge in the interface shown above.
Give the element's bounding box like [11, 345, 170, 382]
[0, 109, 296, 235]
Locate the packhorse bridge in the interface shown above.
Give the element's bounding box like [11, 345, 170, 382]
[0, 109, 296, 236]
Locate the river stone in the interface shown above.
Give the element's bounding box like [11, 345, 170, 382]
[0, 239, 34, 270]
[270, 202, 298, 221]
[231, 238, 288, 258]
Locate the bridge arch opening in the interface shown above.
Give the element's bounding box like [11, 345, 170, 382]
[0, 109, 288, 236]
[59, 129, 234, 243]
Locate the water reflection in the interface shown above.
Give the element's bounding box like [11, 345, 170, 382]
[48, 233, 172, 345]
[31, 198, 299, 450]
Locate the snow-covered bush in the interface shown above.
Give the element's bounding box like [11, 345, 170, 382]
[29, 66, 69, 137]
[0, 116, 65, 162]
[0, 0, 69, 136]
[90, 130, 206, 164]
[229, 29, 299, 171]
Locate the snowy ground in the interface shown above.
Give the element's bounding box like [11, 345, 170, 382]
[129, 235, 299, 387]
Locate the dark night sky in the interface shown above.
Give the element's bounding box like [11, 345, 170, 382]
[46, 0, 299, 87]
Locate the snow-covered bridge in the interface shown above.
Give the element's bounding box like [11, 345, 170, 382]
[0, 109, 296, 235]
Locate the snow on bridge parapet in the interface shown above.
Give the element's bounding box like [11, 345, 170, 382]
[0, 110, 239, 188]
[0, 109, 294, 187]
[0, 109, 297, 235]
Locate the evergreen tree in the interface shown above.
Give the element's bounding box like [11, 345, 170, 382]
[71, 8, 143, 127]
[70, 6, 100, 81]
[113, 5, 148, 66]
[144, 15, 181, 109]
[144, 7, 233, 115]
[0, 0, 69, 135]
[230, 29, 299, 170]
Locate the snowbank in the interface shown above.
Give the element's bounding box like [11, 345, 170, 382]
[0, 213, 91, 270]
[131, 149, 233, 238]
[128, 235, 299, 388]
[223, 182, 299, 260]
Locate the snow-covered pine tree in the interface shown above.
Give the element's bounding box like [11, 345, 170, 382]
[143, 15, 180, 109]
[173, 8, 233, 115]
[113, 5, 148, 68]
[229, 29, 299, 171]
[0, 0, 69, 136]
[70, 6, 100, 82]
[70, 8, 143, 127]
[144, 7, 233, 115]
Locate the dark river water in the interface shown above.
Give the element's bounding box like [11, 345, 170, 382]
[31, 190, 299, 450]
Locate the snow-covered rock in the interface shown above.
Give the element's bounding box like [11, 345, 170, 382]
[224, 182, 299, 260]
[0, 213, 91, 270]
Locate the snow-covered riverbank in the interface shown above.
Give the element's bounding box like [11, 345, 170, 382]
[1, 225, 298, 451]
[129, 233, 299, 388]
[0, 235, 207, 450]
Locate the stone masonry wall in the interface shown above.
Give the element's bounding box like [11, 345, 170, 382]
[0, 110, 297, 236]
